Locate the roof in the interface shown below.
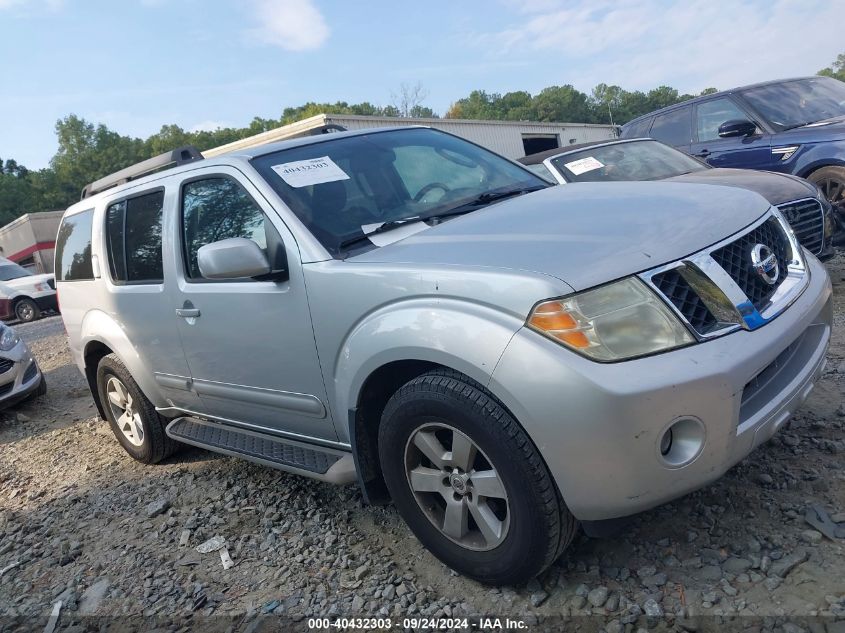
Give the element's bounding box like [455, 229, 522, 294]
[622, 76, 821, 128]
[230, 125, 419, 159]
[518, 138, 645, 165]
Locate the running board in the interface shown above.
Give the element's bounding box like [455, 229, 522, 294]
[165, 417, 357, 484]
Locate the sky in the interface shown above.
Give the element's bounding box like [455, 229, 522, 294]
[1, 0, 844, 169]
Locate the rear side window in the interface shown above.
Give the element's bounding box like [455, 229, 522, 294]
[649, 107, 692, 146]
[105, 190, 165, 283]
[622, 118, 652, 138]
[55, 209, 94, 281]
[181, 177, 282, 280]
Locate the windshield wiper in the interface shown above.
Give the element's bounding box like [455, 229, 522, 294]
[422, 186, 545, 223]
[337, 217, 422, 252]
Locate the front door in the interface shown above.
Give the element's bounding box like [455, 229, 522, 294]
[171, 166, 337, 442]
[690, 97, 774, 169]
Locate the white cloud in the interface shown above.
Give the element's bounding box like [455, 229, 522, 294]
[247, 0, 330, 51]
[476, 0, 845, 93]
[0, 0, 62, 9]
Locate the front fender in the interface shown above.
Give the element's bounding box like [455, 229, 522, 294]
[794, 140, 845, 178]
[334, 298, 525, 443]
[80, 309, 167, 408]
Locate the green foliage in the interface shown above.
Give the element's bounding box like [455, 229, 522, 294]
[818, 53, 845, 81]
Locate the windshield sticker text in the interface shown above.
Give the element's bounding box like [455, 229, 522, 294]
[271, 157, 350, 188]
[564, 156, 604, 176]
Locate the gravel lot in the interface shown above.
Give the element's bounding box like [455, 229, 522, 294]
[1, 255, 844, 631]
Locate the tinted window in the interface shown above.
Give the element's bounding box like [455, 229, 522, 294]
[696, 98, 750, 141]
[55, 209, 94, 281]
[550, 140, 706, 182]
[106, 190, 164, 283]
[649, 107, 692, 146]
[182, 178, 278, 280]
[622, 118, 652, 138]
[251, 128, 545, 257]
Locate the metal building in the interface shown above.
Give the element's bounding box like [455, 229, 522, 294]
[204, 114, 616, 160]
[0, 210, 63, 274]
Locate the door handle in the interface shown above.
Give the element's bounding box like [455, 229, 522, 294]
[694, 149, 711, 158]
[176, 308, 201, 318]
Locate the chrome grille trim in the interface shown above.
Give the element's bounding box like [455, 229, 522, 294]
[641, 207, 809, 342]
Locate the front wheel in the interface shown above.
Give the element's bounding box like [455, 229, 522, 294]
[808, 166, 845, 210]
[378, 369, 577, 585]
[14, 298, 40, 323]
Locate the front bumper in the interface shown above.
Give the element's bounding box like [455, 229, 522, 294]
[0, 340, 43, 410]
[489, 255, 832, 521]
[34, 293, 58, 313]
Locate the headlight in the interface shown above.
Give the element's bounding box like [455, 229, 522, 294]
[0, 324, 20, 351]
[527, 277, 694, 361]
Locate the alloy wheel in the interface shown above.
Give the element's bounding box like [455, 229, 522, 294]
[404, 422, 509, 551]
[106, 376, 145, 447]
[818, 175, 845, 210]
[16, 303, 34, 322]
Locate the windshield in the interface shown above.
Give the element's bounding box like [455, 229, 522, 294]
[741, 77, 845, 130]
[549, 140, 707, 182]
[252, 128, 546, 257]
[0, 262, 33, 281]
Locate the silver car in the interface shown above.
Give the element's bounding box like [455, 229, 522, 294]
[0, 321, 45, 408]
[56, 127, 832, 584]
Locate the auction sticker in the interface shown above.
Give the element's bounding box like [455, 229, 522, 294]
[563, 156, 604, 175]
[271, 156, 350, 188]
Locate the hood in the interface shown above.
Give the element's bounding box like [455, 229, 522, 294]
[350, 181, 771, 291]
[666, 168, 817, 206]
[775, 117, 845, 143]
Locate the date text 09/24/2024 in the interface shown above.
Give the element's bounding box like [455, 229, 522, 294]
[307, 617, 529, 630]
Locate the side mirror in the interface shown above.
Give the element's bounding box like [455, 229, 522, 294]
[197, 238, 271, 279]
[718, 119, 757, 138]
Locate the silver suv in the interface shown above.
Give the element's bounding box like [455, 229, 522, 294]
[57, 127, 832, 584]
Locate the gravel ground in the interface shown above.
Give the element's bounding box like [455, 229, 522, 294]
[1, 255, 844, 631]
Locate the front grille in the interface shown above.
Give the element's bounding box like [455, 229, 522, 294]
[778, 199, 824, 255]
[0, 382, 13, 397]
[0, 358, 14, 374]
[22, 361, 38, 383]
[651, 269, 718, 334]
[710, 217, 790, 312]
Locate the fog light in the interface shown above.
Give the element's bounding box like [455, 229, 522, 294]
[657, 417, 705, 467]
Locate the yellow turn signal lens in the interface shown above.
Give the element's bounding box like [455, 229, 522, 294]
[527, 302, 591, 349]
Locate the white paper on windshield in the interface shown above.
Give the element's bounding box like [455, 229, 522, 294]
[271, 156, 350, 188]
[563, 156, 604, 176]
[361, 221, 429, 247]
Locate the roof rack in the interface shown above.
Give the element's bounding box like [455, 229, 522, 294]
[81, 146, 204, 199]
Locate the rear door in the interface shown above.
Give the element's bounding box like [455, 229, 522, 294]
[100, 188, 202, 411]
[647, 105, 693, 154]
[170, 166, 337, 441]
[690, 96, 774, 169]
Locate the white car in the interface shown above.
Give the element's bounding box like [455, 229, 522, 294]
[0, 256, 57, 323]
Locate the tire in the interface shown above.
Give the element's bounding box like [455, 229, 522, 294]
[14, 298, 40, 323]
[378, 369, 577, 585]
[96, 354, 178, 464]
[807, 166, 845, 209]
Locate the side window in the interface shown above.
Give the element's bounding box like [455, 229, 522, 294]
[181, 177, 278, 280]
[649, 107, 692, 147]
[55, 209, 94, 281]
[105, 190, 164, 283]
[696, 98, 752, 142]
[623, 118, 652, 138]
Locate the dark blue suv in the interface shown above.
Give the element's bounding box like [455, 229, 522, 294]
[620, 76, 845, 237]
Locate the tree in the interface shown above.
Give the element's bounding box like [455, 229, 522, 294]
[391, 82, 437, 118]
[818, 52, 845, 81]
